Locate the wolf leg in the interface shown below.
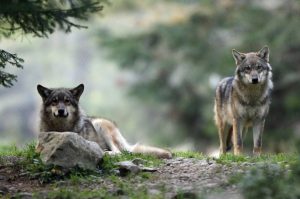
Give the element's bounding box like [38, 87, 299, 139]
[233, 118, 243, 155]
[253, 120, 264, 155]
[216, 118, 227, 155]
[225, 126, 233, 152]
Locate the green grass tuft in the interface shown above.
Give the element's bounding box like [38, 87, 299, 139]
[101, 151, 162, 173]
[216, 153, 298, 165]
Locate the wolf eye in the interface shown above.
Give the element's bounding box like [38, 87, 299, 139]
[65, 98, 70, 104]
[245, 66, 251, 71]
[257, 65, 262, 70]
[52, 98, 58, 105]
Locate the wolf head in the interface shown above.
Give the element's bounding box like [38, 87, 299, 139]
[37, 84, 84, 120]
[232, 46, 272, 85]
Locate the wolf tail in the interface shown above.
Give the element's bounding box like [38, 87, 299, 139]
[93, 119, 172, 159]
[114, 129, 172, 159]
[131, 143, 172, 159]
[108, 126, 172, 159]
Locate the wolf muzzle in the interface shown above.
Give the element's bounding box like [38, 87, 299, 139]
[54, 108, 69, 118]
[252, 77, 259, 84]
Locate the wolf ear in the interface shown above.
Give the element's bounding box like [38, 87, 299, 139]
[232, 49, 246, 65]
[37, 84, 52, 100]
[257, 46, 270, 62]
[70, 84, 84, 100]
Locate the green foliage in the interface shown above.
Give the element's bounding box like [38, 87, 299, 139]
[238, 162, 300, 199]
[99, 0, 300, 150]
[227, 149, 300, 198]
[0, 0, 106, 87]
[0, 0, 105, 38]
[0, 50, 24, 87]
[174, 151, 205, 159]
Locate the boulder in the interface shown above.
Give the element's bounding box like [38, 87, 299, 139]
[37, 132, 104, 170]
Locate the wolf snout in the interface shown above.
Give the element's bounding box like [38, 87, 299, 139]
[56, 109, 69, 118]
[252, 77, 259, 84]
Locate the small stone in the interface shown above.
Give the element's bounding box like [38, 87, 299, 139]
[132, 158, 145, 165]
[0, 186, 8, 195]
[0, 175, 6, 181]
[148, 189, 161, 195]
[14, 192, 33, 199]
[114, 161, 141, 176]
[141, 166, 157, 172]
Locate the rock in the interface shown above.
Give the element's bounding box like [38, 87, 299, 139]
[37, 132, 104, 170]
[115, 159, 157, 176]
[0, 175, 6, 181]
[0, 186, 8, 195]
[141, 166, 157, 172]
[132, 158, 145, 165]
[148, 189, 161, 196]
[114, 160, 158, 176]
[114, 161, 141, 176]
[13, 192, 33, 199]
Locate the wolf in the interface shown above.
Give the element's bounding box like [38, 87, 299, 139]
[214, 46, 273, 156]
[36, 84, 172, 159]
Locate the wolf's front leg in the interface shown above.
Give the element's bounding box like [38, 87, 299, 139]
[233, 118, 243, 155]
[253, 120, 265, 155]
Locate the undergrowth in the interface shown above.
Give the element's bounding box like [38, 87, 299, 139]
[233, 143, 300, 199]
[1, 144, 300, 199]
[0, 143, 162, 184]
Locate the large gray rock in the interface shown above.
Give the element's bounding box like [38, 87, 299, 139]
[37, 132, 104, 170]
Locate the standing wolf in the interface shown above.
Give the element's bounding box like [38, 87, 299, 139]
[214, 46, 273, 155]
[37, 84, 172, 159]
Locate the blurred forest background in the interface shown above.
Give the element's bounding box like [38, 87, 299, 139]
[1, 0, 300, 154]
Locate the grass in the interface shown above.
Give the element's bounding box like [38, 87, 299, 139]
[174, 150, 298, 165]
[101, 151, 162, 173]
[216, 153, 298, 165]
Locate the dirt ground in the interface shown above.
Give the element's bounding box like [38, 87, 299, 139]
[0, 156, 252, 198]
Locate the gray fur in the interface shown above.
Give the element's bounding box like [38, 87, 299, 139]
[38, 84, 109, 150]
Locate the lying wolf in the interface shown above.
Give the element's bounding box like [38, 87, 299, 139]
[36, 84, 172, 159]
[214, 46, 273, 155]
